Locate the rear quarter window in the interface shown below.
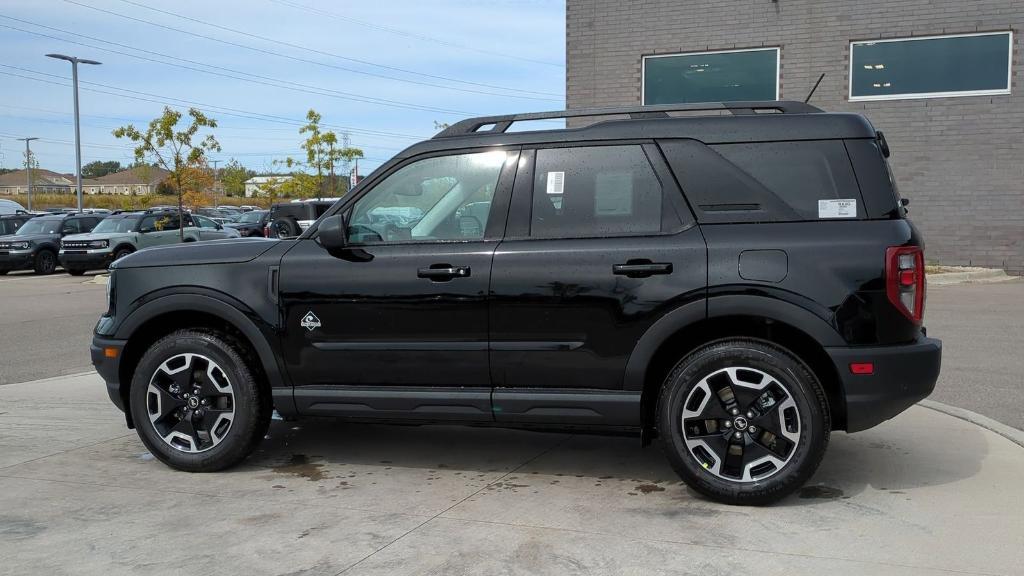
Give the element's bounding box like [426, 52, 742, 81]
[660, 139, 866, 223]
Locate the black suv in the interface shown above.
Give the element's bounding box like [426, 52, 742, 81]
[266, 200, 334, 238]
[0, 213, 103, 275]
[0, 213, 36, 237]
[91, 102, 941, 505]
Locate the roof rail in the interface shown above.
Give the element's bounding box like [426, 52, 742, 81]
[434, 100, 824, 139]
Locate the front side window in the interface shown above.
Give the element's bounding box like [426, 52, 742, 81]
[531, 145, 663, 238]
[850, 32, 1012, 100]
[643, 48, 779, 105]
[347, 150, 509, 245]
[139, 214, 180, 232]
[193, 215, 218, 229]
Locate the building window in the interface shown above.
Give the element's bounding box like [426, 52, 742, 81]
[642, 48, 779, 105]
[850, 32, 1012, 101]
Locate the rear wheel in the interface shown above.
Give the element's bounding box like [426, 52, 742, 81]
[657, 339, 829, 505]
[129, 329, 270, 472]
[33, 250, 57, 275]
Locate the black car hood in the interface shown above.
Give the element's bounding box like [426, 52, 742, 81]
[1, 233, 55, 243]
[113, 237, 278, 269]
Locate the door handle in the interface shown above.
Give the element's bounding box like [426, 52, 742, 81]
[612, 260, 673, 278]
[417, 264, 471, 281]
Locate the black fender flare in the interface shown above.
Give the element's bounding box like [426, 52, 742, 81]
[623, 294, 843, 392]
[114, 292, 289, 407]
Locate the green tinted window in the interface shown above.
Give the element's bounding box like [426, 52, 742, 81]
[643, 49, 778, 105]
[851, 33, 1011, 100]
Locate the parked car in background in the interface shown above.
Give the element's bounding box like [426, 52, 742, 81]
[0, 199, 27, 215]
[216, 205, 243, 215]
[60, 209, 201, 275]
[225, 209, 269, 237]
[265, 199, 334, 238]
[192, 214, 242, 240]
[0, 212, 104, 275]
[238, 205, 257, 212]
[0, 213, 37, 236]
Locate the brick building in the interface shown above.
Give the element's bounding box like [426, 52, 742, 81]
[566, 0, 1022, 271]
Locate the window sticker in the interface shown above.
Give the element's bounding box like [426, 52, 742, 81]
[818, 199, 857, 219]
[546, 171, 565, 195]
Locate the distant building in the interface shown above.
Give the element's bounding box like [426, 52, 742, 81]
[0, 166, 169, 196]
[0, 169, 96, 195]
[245, 175, 293, 198]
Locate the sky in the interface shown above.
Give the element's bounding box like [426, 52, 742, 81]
[0, 0, 565, 177]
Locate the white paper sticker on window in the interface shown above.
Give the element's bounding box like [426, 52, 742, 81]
[546, 171, 565, 195]
[818, 199, 857, 219]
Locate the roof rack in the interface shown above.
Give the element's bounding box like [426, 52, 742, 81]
[435, 100, 823, 139]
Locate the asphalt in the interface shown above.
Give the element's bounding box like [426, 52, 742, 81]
[0, 373, 1022, 575]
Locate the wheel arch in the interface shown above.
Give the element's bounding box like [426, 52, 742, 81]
[114, 293, 288, 427]
[628, 297, 846, 436]
[112, 243, 136, 254]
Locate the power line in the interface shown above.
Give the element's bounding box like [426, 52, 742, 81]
[102, 0, 562, 100]
[0, 64, 430, 141]
[267, 0, 565, 69]
[0, 17, 476, 116]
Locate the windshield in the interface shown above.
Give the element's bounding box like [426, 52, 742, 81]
[238, 211, 265, 223]
[92, 216, 140, 234]
[16, 218, 62, 235]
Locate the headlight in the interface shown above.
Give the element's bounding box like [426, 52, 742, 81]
[10, 241, 30, 250]
[89, 240, 109, 249]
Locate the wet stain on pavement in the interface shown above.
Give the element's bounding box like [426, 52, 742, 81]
[799, 485, 844, 499]
[272, 454, 327, 482]
[634, 484, 665, 494]
[0, 516, 46, 540]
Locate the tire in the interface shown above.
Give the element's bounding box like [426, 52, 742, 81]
[112, 247, 133, 263]
[33, 250, 57, 275]
[271, 218, 300, 239]
[0, 270, 8, 275]
[67, 268, 86, 276]
[129, 329, 270, 472]
[657, 338, 829, 505]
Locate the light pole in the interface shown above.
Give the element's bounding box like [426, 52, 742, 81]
[46, 53, 101, 213]
[18, 137, 38, 211]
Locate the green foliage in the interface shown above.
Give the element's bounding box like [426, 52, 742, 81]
[81, 160, 123, 179]
[113, 107, 220, 237]
[277, 109, 363, 199]
[220, 158, 253, 197]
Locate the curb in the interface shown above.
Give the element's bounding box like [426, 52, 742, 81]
[928, 268, 1018, 286]
[918, 399, 1024, 449]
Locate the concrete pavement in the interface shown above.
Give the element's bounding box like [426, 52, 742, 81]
[1, 373, 1022, 575]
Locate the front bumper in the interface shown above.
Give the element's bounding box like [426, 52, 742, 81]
[827, 336, 942, 432]
[0, 250, 34, 271]
[91, 334, 127, 413]
[60, 249, 114, 271]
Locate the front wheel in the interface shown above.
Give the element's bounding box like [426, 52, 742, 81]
[657, 339, 829, 505]
[129, 329, 270, 472]
[33, 250, 57, 275]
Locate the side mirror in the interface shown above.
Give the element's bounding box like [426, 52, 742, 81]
[317, 213, 348, 252]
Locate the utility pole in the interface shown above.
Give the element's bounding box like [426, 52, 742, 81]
[210, 159, 220, 207]
[18, 137, 38, 211]
[46, 53, 101, 213]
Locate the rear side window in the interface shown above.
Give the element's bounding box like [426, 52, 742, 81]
[531, 145, 663, 238]
[661, 139, 865, 223]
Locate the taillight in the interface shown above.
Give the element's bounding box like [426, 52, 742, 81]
[886, 246, 925, 325]
[263, 225, 270, 238]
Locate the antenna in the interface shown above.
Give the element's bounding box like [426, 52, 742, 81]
[805, 73, 826, 104]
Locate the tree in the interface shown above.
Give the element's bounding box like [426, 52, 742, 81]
[23, 149, 39, 170]
[220, 158, 253, 197]
[113, 107, 220, 240]
[81, 160, 123, 179]
[279, 109, 362, 200]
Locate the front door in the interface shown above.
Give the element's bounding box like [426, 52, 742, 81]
[279, 148, 519, 419]
[489, 144, 707, 424]
[136, 213, 181, 248]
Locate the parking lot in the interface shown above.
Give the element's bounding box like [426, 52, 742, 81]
[1, 273, 1023, 575]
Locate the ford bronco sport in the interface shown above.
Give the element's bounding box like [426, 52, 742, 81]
[0, 212, 103, 275]
[91, 102, 941, 505]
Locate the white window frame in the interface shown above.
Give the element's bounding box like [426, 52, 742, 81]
[642, 47, 781, 105]
[849, 31, 1013, 102]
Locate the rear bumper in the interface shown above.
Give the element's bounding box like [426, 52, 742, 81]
[827, 336, 942, 432]
[60, 250, 114, 271]
[91, 335, 127, 412]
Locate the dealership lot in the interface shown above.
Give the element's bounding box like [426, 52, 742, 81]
[1, 274, 1023, 574]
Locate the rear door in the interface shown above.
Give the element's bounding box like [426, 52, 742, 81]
[489, 143, 707, 425]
